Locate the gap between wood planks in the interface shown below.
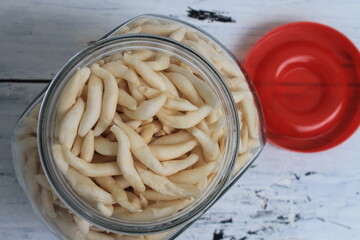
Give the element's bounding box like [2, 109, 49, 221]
[0, 79, 51, 83]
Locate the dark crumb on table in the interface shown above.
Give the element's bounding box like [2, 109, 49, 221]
[304, 171, 317, 176]
[187, 7, 235, 23]
[213, 229, 224, 240]
[220, 218, 233, 224]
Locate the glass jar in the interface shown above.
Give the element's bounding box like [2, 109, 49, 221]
[11, 14, 266, 240]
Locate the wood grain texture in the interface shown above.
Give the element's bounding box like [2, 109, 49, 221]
[1, 0, 360, 239]
[1, 83, 360, 239]
[1, 0, 360, 79]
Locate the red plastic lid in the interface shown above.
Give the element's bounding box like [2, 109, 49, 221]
[244, 22, 360, 152]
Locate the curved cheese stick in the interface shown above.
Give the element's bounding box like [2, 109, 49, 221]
[34, 174, 51, 191]
[149, 140, 198, 161]
[140, 123, 158, 144]
[24, 151, 39, 198]
[78, 74, 103, 137]
[114, 175, 131, 189]
[168, 64, 220, 108]
[240, 98, 259, 139]
[126, 120, 142, 130]
[97, 202, 114, 217]
[182, 39, 212, 62]
[239, 125, 248, 154]
[65, 167, 115, 204]
[113, 118, 168, 175]
[140, 24, 180, 35]
[131, 49, 156, 61]
[114, 199, 190, 221]
[23, 116, 37, 133]
[73, 215, 90, 235]
[168, 162, 217, 184]
[169, 27, 186, 41]
[103, 61, 140, 84]
[160, 154, 199, 175]
[71, 135, 83, 156]
[126, 191, 142, 209]
[94, 176, 141, 213]
[19, 136, 37, 154]
[128, 81, 146, 103]
[156, 105, 212, 129]
[146, 53, 170, 71]
[51, 144, 69, 174]
[122, 93, 167, 120]
[58, 67, 90, 119]
[118, 88, 137, 110]
[189, 127, 220, 162]
[59, 98, 85, 149]
[165, 98, 198, 111]
[110, 125, 145, 192]
[127, 26, 142, 33]
[124, 54, 166, 91]
[165, 72, 203, 106]
[158, 72, 179, 97]
[136, 165, 200, 197]
[91, 64, 119, 136]
[141, 190, 180, 201]
[63, 145, 121, 177]
[232, 90, 250, 103]
[80, 130, 94, 162]
[94, 136, 117, 157]
[150, 130, 193, 145]
[232, 152, 253, 176]
[197, 120, 210, 135]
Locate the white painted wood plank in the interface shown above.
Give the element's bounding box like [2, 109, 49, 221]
[1, 0, 359, 79]
[1, 82, 359, 239]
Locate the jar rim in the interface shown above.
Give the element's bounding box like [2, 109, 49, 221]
[37, 34, 240, 234]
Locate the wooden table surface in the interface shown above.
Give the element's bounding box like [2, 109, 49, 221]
[1, 0, 359, 239]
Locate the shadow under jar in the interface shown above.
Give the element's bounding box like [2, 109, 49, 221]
[11, 14, 266, 240]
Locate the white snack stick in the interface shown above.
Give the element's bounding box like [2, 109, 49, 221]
[239, 125, 248, 154]
[168, 162, 217, 184]
[97, 202, 114, 217]
[78, 74, 103, 137]
[124, 54, 166, 91]
[114, 175, 131, 189]
[110, 125, 145, 192]
[130, 17, 149, 27]
[94, 136, 117, 156]
[126, 191, 142, 209]
[165, 72, 203, 106]
[58, 67, 90, 120]
[59, 98, 85, 149]
[156, 105, 212, 129]
[150, 130, 193, 145]
[94, 176, 141, 213]
[160, 154, 199, 175]
[51, 144, 69, 174]
[136, 165, 200, 197]
[131, 49, 156, 61]
[232, 90, 250, 103]
[168, 64, 220, 108]
[169, 27, 186, 41]
[126, 120, 143, 130]
[232, 152, 253, 176]
[196, 120, 210, 135]
[118, 88, 137, 110]
[139, 193, 149, 209]
[240, 98, 259, 139]
[189, 127, 220, 162]
[128, 81, 146, 103]
[122, 93, 167, 120]
[127, 26, 142, 33]
[164, 98, 198, 111]
[71, 135, 83, 156]
[23, 116, 38, 133]
[149, 140, 198, 161]
[91, 64, 119, 136]
[65, 167, 115, 204]
[158, 72, 179, 97]
[80, 130, 94, 162]
[114, 199, 190, 221]
[73, 215, 90, 235]
[141, 190, 180, 201]
[63, 145, 121, 177]
[40, 186, 57, 218]
[146, 53, 170, 71]
[35, 174, 51, 191]
[140, 24, 180, 35]
[139, 123, 157, 144]
[113, 118, 168, 176]
[103, 61, 140, 84]
[117, 235, 145, 240]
